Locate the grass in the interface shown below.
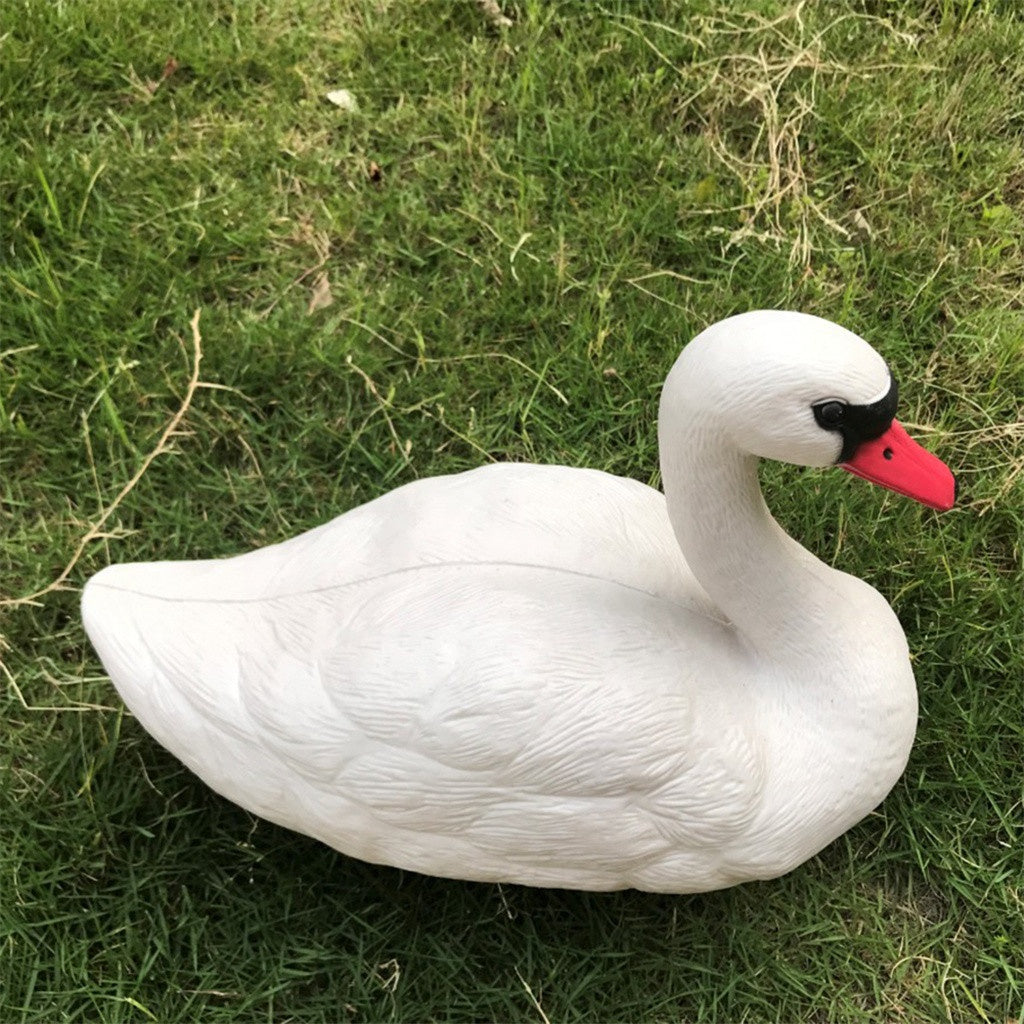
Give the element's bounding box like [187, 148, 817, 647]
[1, 0, 1022, 1020]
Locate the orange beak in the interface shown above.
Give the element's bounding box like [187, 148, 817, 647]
[841, 420, 956, 511]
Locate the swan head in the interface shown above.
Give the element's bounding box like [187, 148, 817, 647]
[662, 310, 955, 510]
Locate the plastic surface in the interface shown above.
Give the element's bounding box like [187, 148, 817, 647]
[82, 311, 954, 892]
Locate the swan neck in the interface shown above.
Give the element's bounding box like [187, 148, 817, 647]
[660, 415, 820, 652]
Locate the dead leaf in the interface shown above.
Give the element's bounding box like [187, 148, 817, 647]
[145, 56, 180, 95]
[851, 209, 873, 237]
[307, 272, 334, 314]
[326, 88, 358, 113]
[374, 959, 401, 993]
[477, 0, 513, 27]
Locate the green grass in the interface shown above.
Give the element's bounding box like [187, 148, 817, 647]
[2, 0, 1022, 1020]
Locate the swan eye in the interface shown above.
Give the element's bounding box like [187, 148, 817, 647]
[814, 401, 846, 429]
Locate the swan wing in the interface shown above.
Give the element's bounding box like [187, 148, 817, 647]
[86, 558, 767, 890]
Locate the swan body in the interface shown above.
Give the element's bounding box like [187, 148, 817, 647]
[82, 311, 955, 892]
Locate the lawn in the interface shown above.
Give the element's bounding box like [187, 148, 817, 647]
[2, 0, 1022, 1021]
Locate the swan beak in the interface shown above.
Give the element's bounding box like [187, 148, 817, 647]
[840, 419, 956, 511]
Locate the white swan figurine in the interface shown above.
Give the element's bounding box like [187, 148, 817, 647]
[82, 311, 955, 893]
